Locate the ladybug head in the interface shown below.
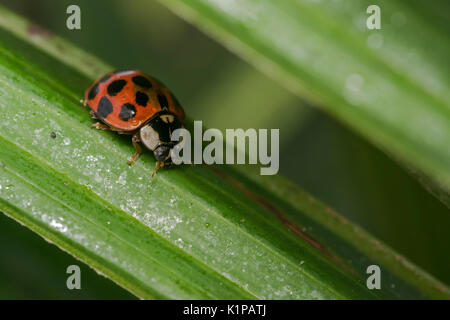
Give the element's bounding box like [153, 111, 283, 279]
[139, 111, 182, 165]
[153, 144, 171, 162]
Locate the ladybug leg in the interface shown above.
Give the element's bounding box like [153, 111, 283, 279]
[152, 161, 161, 177]
[151, 161, 165, 177]
[128, 133, 142, 165]
[90, 122, 112, 130]
[90, 110, 98, 119]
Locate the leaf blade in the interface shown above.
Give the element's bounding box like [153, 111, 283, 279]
[0, 4, 448, 300]
[159, 0, 450, 201]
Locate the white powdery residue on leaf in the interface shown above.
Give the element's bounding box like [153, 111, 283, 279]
[72, 232, 87, 243]
[49, 119, 62, 132]
[310, 289, 326, 300]
[12, 111, 26, 123]
[116, 171, 127, 185]
[40, 213, 68, 233]
[85, 155, 98, 162]
[33, 127, 43, 137]
[31, 128, 44, 146]
[94, 172, 104, 183]
[93, 240, 107, 251]
[203, 230, 218, 247]
[282, 285, 294, 297]
[142, 210, 184, 236]
[30, 206, 43, 217]
[67, 221, 103, 249]
[123, 196, 142, 215]
[63, 137, 71, 146]
[174, 238, 184, 248]
[21, 199, 32, 207]
[0, 178, 15, 201]
[49, 218, 68, 233]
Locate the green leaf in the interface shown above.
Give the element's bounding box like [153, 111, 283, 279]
[159, 0, 450, 205]
[0, 213, 135, 299]
[0, 5, 448, 299]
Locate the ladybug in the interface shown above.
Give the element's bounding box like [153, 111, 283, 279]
[83, 70, 185, 176]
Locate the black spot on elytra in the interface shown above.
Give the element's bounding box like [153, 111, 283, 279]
[88, 82, 99, 100]
[135, 91, 149, 106]
[107, 79, 127, 96]
[132, 76, 152, 88]
[158, 94, 169, 109]
[119, 103, 136, 121]
[97, 96, 113, 118]
[88, 74, 112, 100]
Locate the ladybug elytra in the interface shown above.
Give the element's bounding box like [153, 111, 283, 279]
[83, 70, 185, 176]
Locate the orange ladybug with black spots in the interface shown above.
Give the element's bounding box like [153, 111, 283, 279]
[83, 70, 185, 176]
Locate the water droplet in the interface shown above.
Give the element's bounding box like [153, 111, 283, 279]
[117, 172, 127, 185]
[175, 238, 184, 248]
[50, 219, 68, 233]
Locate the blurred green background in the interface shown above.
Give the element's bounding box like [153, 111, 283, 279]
[0, 0, 448, 299]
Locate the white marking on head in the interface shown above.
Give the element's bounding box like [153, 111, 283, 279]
[139, 124, 160, 151]
[160, 114, 175, 123]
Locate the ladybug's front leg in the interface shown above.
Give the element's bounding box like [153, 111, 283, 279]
[152, 161, 164, 178]
[128, 133, 142, 165]
[89, 110, 99, 119]
[90, 122, 112, 130]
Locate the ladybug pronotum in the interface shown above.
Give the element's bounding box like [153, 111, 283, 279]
[83, 70, 185, 176]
